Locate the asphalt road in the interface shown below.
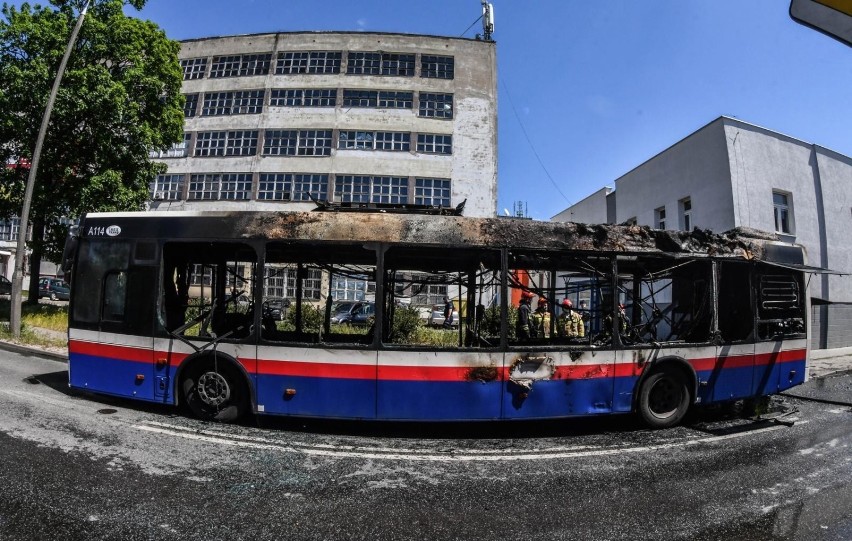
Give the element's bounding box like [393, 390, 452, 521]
[0, 350, 851, 541]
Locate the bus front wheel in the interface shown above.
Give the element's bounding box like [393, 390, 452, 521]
[181, 358, 248, 423]
[637, 368, 690, 429]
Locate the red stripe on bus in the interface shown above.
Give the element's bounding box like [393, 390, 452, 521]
[70, 340, 153, 363]
[256, 359, 376, 379]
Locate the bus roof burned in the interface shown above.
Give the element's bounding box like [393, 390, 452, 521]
[80, 211, 775, 260]
[240, 212, 773, 259]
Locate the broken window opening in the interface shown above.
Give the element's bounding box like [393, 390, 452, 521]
[756, 268, 805, 340]
[262, 243, 377, 346]
[382, 247, 501, 349]
[161, 243, 257, 343]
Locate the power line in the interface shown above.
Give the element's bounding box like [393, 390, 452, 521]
[500, 78, 571, 205]
[460, 14, 483, 37]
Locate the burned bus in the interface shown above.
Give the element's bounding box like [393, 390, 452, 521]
[62, 211, 812, 428]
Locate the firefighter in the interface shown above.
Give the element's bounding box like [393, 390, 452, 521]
[516, 290, 536, 340]
[558, 298, 585, 338]
[531, 298, 551, 338]
[604, 303, 629, 342]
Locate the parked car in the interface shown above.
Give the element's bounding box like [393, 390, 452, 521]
[262, 297, 289, 321]
[330, 301, 375, 325]
[38, 277, 70, 301]
[428, 303, 459, 328]
[0, 275, 11, 295]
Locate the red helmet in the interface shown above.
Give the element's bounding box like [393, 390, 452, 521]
[561, 299, 573, 308]
[618, 303, 625, 310]
[521, 291, 534, 300]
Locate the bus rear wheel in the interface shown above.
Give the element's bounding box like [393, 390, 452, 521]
[181, 358, 248, 423]
[637, 368, 690, 429]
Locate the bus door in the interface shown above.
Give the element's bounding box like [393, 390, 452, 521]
[68, 238, 160, 401]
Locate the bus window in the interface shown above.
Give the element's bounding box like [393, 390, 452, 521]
[756, 269, 805, 340]
[382, 246, 501, 349]
[161, 242, 257, 341]
[72, 239, 132, 325]
[262, 242, 377, 345]
[617, 257, 713, 345]
[718, 261, 754, 343]
[508, 251, 612, 347]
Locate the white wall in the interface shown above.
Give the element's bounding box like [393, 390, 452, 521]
[551, 187, 611, 224]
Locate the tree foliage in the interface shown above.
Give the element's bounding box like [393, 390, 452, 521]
[0, 0, 182, 286]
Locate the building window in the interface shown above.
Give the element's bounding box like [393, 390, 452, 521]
[292, 174, 329, 201]
[210, 54, 271, 78]
[380, 53, 415, 76]
[201, 91, 264, 116]
[188, 174, 221, 200]
[343, 89, 378, 107]
[416, 133, 452, 154]
[0, 218, 21, 241]
[264, 266, 287, 298]
[190, 264, 213, 287]
[655, 207, 666, 230]
[195, 131, 257, 157]
[257, 173, 328, 201]
[219, 174, 252, 200]
[331, 274, 371, 301]
[180, 58, 207, 80]
[150, 133, 191, 159]
[262, 130, 298, 156]
[421, 55, 454, 79]
[231, 90, 265, 114]
[372, 176, 408, 204]
[419, 93, 453, 119]
[378, 91, 413, 109]
[150, 175, 184, 201]
[414, 178, 451, 206]
[346, 52, 381, 75]
[183, 93, 199, 118]
[338, 131, 410, 151]
[679, 198, 692, 231]
[334, 176, 409, 204]
[187, 173, 252, 200]
[773, 191, 793, 234]
[258, 173, 292, 201]
[270, 89, 336, 107]
[276, 51, 342, 74]
[263, 130, 332, 157]
[286, 267, 322, 300]
[225, 131, 258, 156]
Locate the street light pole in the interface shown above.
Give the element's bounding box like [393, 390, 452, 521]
[10, 1, 90, 338]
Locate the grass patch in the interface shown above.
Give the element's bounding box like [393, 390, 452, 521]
[0, 299, 69, 333]
[0, 322, 67, 349]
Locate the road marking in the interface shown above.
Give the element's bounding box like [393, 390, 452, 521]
[133, 420, 796, 462]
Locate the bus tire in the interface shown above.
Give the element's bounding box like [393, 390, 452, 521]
[180, 357, 248, 423]
[637, 367, 690, 429]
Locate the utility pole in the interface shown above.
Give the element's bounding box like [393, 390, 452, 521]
[10, 1, 90, 338]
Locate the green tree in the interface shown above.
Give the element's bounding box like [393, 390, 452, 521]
[0, 0, 182, 300]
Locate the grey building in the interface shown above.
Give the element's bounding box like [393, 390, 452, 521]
[150, 31, 498, 218]
[553, 116, 852, 349]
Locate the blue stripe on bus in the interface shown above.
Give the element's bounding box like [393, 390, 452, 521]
[69, 353, 160, 403]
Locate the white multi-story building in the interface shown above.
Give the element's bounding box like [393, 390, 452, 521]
[553, 116, 852, 349]
[150, 31, 498, 218]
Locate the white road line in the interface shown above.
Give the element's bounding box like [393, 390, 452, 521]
[133, 420, 796, 462]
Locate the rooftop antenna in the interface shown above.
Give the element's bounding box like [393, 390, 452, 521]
[481, 1, 495, 41]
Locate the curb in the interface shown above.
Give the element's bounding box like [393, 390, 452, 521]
[0, 340, 67, 363]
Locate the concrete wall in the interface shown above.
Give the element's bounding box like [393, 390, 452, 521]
[613, 119, 736, 231]
[153, 32, 498, 217]
[814, 147, 852, 302]
[551, 187, 611, 224]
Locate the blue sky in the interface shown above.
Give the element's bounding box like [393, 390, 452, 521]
[14, 0, 852, 219]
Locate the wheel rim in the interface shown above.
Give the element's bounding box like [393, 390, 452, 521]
[196, 371, 231, 407]
[648, 376, 682, 419]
